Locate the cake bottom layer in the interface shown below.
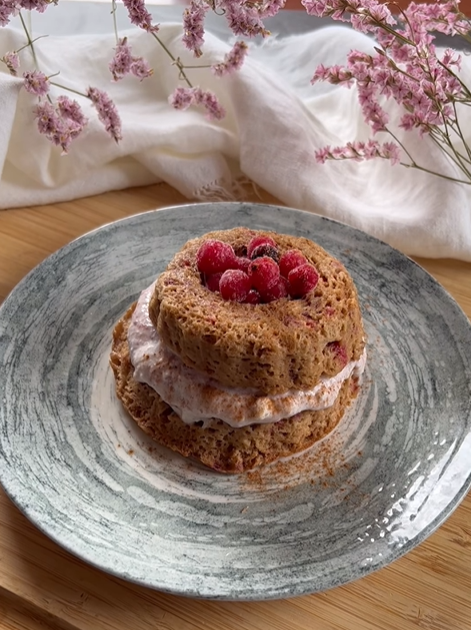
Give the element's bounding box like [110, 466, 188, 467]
[110, 304, 360, 473]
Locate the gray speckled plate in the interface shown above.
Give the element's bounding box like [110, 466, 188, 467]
[1, 202, 471, 601]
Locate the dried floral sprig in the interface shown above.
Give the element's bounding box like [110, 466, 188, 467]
[57, 95, 88, 127]
[23, 69, 50, 96]
[1, 50, 19, 74]
[169, 86, 226, 120]
[0, 34, 46, 74]
[87, 87, 122, 142]
[0, 0, 277, 155]
[0, 0, 57, 27]
[315, 140, 401, 164]
[182, 0, 209, 57]
[0, 0, 17, 27]
[109, 37, 153, 81]
[260, 0, 287, 18]
[212, 41, 248, 76]
[34, 98, 87, 154]
[307, 0, 471, 184]
[121, 0, 159, 33]
[218, 0, 270, 38]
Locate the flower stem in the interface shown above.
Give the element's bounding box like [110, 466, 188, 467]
[181, 63, 212, 69]
[384, 127, 416, 164]
[452, 101, 471, 162]
[399, 161, 471, 185]
[49, 81, 88, 99]
[151, 33, 193, 87]
[428, 131, 471, 179]
[19, 11, 39, 67]
[430, 121, 471, 165]
[111, 0, 119, 44]
[16, 35, 48, 54]
[386, 126, 470, 183]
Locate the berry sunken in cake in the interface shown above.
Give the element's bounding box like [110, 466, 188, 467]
[110, 227, 366, 473]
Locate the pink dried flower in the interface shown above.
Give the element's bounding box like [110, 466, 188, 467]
[87, 87, 122, 142]
[194, 87, 226, 120]
[169, 86, 195, 111]
[121, 0, 159, 33]
[109, 37, 133, 80]
[182, 0, 209, 58]
[19, 0, 53, 12]
[402, 1, 469, 38]
[350, 1, 394, 34]
[109, 37, 153, 81]
[357, 85, 389, 132]
[212, 41, 248, 77]
[441, 48, 461, 71]
[23, 70, 50, 97]
[309, 0, 471, 183]
[57, 95, 88, 127]
[35, 101, 59, 136]
[0, 0, 18, 26]
[315, 139, 401, 165]
[260, 0, 286, 18]
[34, 100, 86, 154]
[218, 0, 270, 38]
[302, 0, 395, 33]
[314, 146, 332, 164]
[311, 63, 353, 86]
[130, 57, 153, 80]
[378, 141, 401, 165]
[1, 50, 19, 75]
[169, 86, 225, 120]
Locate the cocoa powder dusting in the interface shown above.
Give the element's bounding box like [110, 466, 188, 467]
[239, 428, 360, 494]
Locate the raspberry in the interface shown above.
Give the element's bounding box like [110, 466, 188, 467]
[279, 249, 308, 278]
[247, 235, 276, 258]
[234, 256, 251, 272]
[326, 341, 348, 366]
[248, 256, 280, 292]
[244, 289, 261, 304]
[259, 276, 288, 303]
[219, 269, 252, 302]
[196, 240, 237, 274]
[205, 272, 223, 292]
[287, 263, 319, 298]
[250, 243, 280, 263]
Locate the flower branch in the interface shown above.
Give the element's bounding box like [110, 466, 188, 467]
[0, 0, 261, 153]
[311, 0, 471, 185]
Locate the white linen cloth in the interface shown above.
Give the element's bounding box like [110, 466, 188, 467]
[1, 18, 471, 260]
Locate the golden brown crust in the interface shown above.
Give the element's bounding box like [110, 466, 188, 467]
[149, 227, 365, 395]
[110, 304, 359, 474]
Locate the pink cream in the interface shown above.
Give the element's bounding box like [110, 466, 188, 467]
[127, 284, 366, 428]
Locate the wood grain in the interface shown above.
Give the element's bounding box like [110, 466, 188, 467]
[0, 182, 470, 630]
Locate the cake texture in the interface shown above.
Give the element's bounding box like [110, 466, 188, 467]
[149, 227, 364, 394]
[110, 305, 360, 473]
[110, 227, 366, 473]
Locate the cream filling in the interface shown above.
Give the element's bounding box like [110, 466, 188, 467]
[128, 284, 367, 428]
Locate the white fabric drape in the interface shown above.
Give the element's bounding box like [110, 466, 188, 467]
[1, 21, 471, 260]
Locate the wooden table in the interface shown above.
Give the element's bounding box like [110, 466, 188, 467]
[1, 183, 471, 630]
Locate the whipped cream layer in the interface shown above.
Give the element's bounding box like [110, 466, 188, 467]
[128, 284, 366, 428]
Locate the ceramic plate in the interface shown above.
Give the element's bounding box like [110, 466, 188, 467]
[1, 203, 471, 600]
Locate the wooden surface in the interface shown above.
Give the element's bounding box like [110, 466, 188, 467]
[0, 182, 471, 630]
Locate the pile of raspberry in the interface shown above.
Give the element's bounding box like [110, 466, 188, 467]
[196, 235, 319, 303]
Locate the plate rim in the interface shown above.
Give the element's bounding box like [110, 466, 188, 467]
[1, 201, 471, 600]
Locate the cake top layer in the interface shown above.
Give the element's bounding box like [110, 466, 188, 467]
[149, 227, 366, 395]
